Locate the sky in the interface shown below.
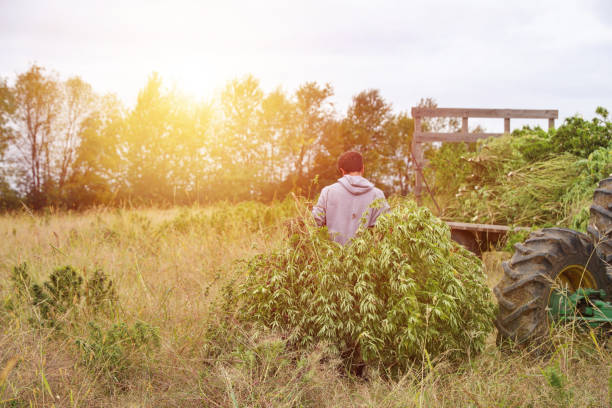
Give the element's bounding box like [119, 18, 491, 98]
[1, 0, 612, 132]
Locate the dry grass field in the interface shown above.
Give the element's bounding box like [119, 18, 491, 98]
[1, 204, 611, 407]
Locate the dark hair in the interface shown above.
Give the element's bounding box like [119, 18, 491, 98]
[338, 151, 363, 173]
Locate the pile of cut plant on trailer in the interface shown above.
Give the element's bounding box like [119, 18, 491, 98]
[237, 201, 495, 374]
[428, 107, 612, 230]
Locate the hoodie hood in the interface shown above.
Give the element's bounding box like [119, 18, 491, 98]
[337, 175, 374, 195]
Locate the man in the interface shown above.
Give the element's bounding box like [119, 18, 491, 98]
[312, 151, 390, 245]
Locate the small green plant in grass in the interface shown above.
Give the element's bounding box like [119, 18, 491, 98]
[75, 321, 159, 384]
[9, 263, 118, 327]
[10, 263, 32, 299]
[201, 279, 245, 361]
[232, 338, 289, 376]
[84, 269, 118, 315]
[33, 266, 83, 323]
[542, 363, 573, 406]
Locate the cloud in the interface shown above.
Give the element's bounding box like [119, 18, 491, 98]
[0, 0, 611, 123]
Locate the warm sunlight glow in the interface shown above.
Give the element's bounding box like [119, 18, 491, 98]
[89, 3, 272, 101]
[68, 1, 316, 104]
[2, 2, 612, 405]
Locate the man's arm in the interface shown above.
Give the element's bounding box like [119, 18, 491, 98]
[312, 188, 328, 226]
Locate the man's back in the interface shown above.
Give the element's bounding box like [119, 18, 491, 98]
[312, 175, 389, 245]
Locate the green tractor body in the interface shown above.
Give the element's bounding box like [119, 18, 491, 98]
[549, 289, 612, 328]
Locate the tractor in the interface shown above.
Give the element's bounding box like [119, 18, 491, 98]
[493, 177, 612, 343]
[410, 107, 612, 343]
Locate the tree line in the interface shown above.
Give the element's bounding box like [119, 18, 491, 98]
[0, 65, 424, 210]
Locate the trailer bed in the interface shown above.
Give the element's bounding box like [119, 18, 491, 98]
[446, 221, 530, 256]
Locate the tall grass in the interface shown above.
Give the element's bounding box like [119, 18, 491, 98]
[1, 205, 611, 407]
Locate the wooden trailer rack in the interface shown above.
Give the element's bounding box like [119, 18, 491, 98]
[411, 107, 558, 255]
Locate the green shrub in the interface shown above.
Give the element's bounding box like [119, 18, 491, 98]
[580, 146, 612, 183]
[10, 263, 32, 299]
[562, 146, 612, 230]
[552, 107, 612, 158]
[75, 321, 159, 384]
[425, 142, 473, 194]
[238, 201, 495, 374]
[542, 363, 573, 405]
[201, 280, 245, 360]
[509, 107, 612, 159]
[33, 266, 83, 323]
[10, 263, 118, 326]
[510, 127, 553, 162]
[84, 269, 118, 315]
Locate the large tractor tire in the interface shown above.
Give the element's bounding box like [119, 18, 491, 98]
[494, 228, 609, 344]
[588, 177, 612, 263]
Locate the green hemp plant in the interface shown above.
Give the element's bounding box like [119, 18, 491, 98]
[10, 263, 118, 327]
[238, 200, 495, 374]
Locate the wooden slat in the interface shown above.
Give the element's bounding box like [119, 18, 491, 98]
[411, 107, 558, 119]
[414, 132, 502, 143]
[412, 136, 424, 200]
[446, 221, 530, 233]
[504, 118, 510, 133]
[412, 116, 423, 201]
[415, 117, 421, 133]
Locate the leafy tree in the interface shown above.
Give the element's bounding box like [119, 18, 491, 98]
[341, 90, 394, 191]
[258, 88, 295, 198]
[122, 73, 174, 202]
[308, 118, 346, 195]
[121, 73, 211, 204]
[0, 78, 20, 209]
[505, 108, 612, 161]
[8, 65, 61, 207]
[173, 100, 213, 204]
[3, 65, 103, 209]
[310, 91, 414, 196]
[64, 95, 124, 208]
[507, 125, 553, 162]
[384, 112, 414, 195]
[216, 75, 265, 201]
[289, 82, 334, 192]
[56, 76, 97, 189]
[0, 78, 14, 155]
[344, 90, 391, 149]
[10, 66, 589, 211]
[551, 107, 612, 157]
[416, 97, 459, 133]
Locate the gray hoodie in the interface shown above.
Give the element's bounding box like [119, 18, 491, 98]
[312, 175, 390, 245]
